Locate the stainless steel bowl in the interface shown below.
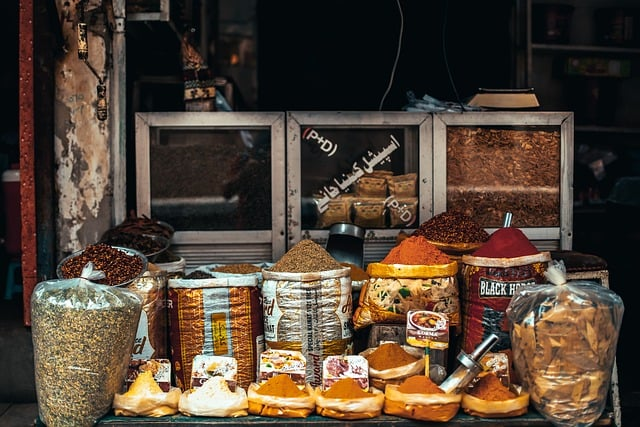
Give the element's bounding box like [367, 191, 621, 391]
[99, 233, 170, 262]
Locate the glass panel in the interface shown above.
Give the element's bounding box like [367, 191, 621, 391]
[446, 125, 561, 228]
[149, 127, 272, 231]
[301, 126, 420, 230]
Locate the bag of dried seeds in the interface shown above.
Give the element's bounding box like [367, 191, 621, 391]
[506, 260, 624, 427]
[31, 263, 143, 427]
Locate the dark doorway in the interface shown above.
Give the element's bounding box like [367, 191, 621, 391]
[257, 0, 517, 111]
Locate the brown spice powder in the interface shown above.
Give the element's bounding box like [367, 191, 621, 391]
[468, 372, 516, 401]
[340, 262, 369, 281]
[269, 239, 342, 273]
[213, 263, 262, 274]
[398, 375, 444, 394]
[366, 342, 419, 371]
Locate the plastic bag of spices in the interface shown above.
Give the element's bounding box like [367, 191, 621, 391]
[506, 260, 624, 427]
[186, 262, 273, 287]
[31, 263, 143, 427]
[459, 226, 551, 357]
[353, 235, 460, 330]
[126, 268, 168, 360]
[262, 239, 353, 388]
[168, 273, 264, 391]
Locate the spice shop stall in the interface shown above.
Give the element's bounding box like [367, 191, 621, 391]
[32, 111, 623, 427]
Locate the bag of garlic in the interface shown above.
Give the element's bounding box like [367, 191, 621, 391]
[506, 259, 624, 427]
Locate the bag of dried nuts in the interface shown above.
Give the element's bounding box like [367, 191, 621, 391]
[506, 260, 624, 427]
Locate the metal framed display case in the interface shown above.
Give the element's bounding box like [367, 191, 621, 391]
[432, 111, 574, 250]
[286, 111, 433, 265]
[135, 112, 286, 268]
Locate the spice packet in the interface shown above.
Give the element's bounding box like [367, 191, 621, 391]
[190, 355, 238, 391]
[406, 310, 450, 384]
[126, 358, 172, 392]
[322, 355, 369, 391]
[258, 349, 307, 387]
[480, 352, 510, 388]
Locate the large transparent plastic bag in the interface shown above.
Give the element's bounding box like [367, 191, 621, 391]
[506, 260, 624, 427]
[31, 262, 143, 427]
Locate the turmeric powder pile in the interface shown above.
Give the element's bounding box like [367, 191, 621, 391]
[397, 375, 444, 394]
[468, 373, 516, 401]
[323, 378, 370, 399]
[256, 374, 307, 398]
[365, 342, 419, 371]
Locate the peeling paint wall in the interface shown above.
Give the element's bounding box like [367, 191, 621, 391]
[54, 0, 113, 257]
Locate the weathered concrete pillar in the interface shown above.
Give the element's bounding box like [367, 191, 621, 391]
[53, 0, 113, 257]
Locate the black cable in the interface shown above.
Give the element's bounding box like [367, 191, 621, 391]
[441, 0, 466, 112]
[378, 0, 404, 111]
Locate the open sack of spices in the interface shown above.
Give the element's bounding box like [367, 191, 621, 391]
[383, 375, 462, 422]
[313, 377, 385, 420]
[31, 263, 143, 427]
[247, 374, 316, 418]
[352, 235, 459, 330]
[459, 225, 551, 356]
[112, 370, 182, 417]
[506, 260, 624, 427]
[359, 342, 425, 390]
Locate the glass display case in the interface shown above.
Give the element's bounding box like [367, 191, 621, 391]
[135, 112, 286, 268]
[432, 111, 574, 250]
[286, 111, 433, 264]
[134, 111, 573, 269]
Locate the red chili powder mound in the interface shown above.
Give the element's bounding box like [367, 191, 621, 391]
[472, 227, 539, 258]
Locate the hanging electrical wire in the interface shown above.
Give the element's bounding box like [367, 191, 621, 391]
[378, 0, 404, 111]
[441, 0, 466, 112]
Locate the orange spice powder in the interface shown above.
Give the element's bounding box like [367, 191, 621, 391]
[323, 378, 370, 399]
[398, 375, 444, 394]
[381, 235, 450, 265]
[468, 373, 516, 401]
[256, 374, 307, 397]
[365, 342, 419, 371]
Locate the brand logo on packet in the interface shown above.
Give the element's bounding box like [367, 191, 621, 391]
[478, 278, 535, 297]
